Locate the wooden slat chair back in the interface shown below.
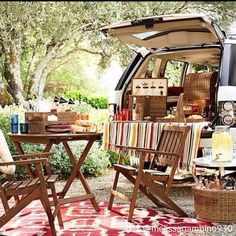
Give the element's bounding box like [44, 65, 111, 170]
[149, 125, 189, 193]
[108, 124, 190, 222]
[0, 130, 63, 236]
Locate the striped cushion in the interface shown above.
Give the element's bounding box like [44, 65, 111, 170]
[0, 129, 15, 174]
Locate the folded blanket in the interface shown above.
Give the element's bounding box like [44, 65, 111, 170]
[102, 121, 207, 173]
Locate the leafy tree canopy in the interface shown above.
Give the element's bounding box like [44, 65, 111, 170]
[0, 1, 235, 104]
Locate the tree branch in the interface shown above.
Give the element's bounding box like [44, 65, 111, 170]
[47, 56, 81, 76]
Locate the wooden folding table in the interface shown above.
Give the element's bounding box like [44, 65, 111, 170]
[8, 132, 103, 211]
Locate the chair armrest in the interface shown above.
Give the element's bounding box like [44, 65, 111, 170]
[114, 144, 126, 149]
[127, 147, 155, 152]
[0, 158, 48, 166]
[12, 152, 53, 160]
[115, 145, 180, 157]
[115, 145, 155, 152]
[135, 149, 180, 157]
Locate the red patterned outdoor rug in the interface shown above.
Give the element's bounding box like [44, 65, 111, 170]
[0, 201, 214, 235]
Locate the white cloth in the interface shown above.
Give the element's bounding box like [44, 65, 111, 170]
[0, 129, 15, 174]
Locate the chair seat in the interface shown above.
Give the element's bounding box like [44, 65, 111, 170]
[143, 169, 168, 175]
[143, 170, 169, 182]
[3, 175, 59, 196]
[114, 164, 136, 175]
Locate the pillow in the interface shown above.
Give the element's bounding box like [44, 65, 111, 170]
[0, 129, 15, 174]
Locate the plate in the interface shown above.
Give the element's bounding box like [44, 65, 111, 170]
[45, 124, 72, 129]
[74, 131, 96, 134]
[46, 128, 71, 133]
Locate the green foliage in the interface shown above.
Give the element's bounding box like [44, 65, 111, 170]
[48, 144, 74, 180]
[49, 142, 111, 179]
[106, 150, 119, 166]
[1, 1, 236, 104]
[106, 150, 130, 166]
[65, 91, 108, 109]
[0, 104, 25, 153]
[164, 60, 186, 86]
[6, 139, 111, 180]
[81, 144, 111, 177]
[0, 104, 110, 179]
[44, 53, 102, 98]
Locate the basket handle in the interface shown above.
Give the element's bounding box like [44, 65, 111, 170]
[194, 193, 218, 204]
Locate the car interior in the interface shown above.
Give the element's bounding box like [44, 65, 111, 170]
[122, 47, 221, 122]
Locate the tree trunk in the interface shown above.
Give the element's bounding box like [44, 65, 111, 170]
[28, 42, 64, 100]
[28, 31, 80, 100]
[1, 37, 25, 105]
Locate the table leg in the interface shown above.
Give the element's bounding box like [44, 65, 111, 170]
[60, 140, 100, 211]
[62, 141, 76, 166]
[77, 170, 100, 211]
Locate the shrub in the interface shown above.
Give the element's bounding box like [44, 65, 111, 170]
[0, 104, 111, 179]
[65, 91, 108, 109]
[49, 141, 111, 179]
[81, 144, 111, 177]
[14, 141, 110, 180]
[0, 104, 25, 154]
[106, 150, 130, 166]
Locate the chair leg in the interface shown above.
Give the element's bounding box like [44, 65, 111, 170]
[142, 174, 187, 217]
[40, 193, 57, 236]
[108, 171, 120, 210]
[50, 183, 63, 227]
[108, 147, 126, 210]
[0, 190, 39, 228]
[128, 176, 140, 222]
[128, 155, 145, 222]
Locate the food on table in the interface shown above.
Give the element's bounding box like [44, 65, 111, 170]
[164, 114, 175, 119]
[188, 114, 203, 119]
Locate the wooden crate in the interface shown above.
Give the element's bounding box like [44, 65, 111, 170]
[129, 95, 166, 121]
[25, 112, 77, 133]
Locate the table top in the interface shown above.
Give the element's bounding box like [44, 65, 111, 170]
[8, 132, 103, 144]
[194, 157, 236, 168]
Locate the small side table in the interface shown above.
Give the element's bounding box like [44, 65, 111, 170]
[193, 157, 236, 178]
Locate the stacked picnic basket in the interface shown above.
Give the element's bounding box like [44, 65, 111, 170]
[192, 187, 236, 223]
[25, 112, 77, 134]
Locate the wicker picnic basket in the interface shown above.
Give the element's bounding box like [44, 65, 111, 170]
[192, 186, 236, 223]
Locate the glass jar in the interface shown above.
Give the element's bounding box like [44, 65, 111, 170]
[212, 126, 233, 162]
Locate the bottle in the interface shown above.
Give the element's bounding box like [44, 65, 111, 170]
[10, 114, 19, 133]
[212, 126, 233, 162]
[132, 97, 137, 120]
[203, 178, 209, 189]
[202, 105, 209, 118]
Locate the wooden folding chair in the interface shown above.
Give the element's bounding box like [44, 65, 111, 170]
[0, 131, 63, 236]
[108, 124, 190, 221]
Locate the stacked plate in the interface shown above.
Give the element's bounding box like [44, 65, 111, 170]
[45, 124, 72, 133]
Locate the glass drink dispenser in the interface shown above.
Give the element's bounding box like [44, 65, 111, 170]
[212, 126, 233, 162]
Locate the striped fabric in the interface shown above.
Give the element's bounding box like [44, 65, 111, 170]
[102, 121, 207, 173]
